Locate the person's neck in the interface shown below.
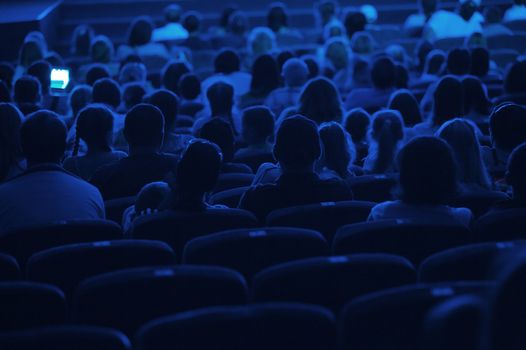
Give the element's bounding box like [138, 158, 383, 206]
[128, 146, 160, 156]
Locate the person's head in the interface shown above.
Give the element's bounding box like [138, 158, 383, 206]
[298, 77, 342, 124]
[135, 182, 171, 214]
[352, 56, 370, 86]
[350, 31, 375, 55]
[447, 48, 471, 76]
[27, 60, 51, 95]
[420, 0, 438, 17]
[0, 81, 10, 103]
[506, 143, 526, 199]
[388, 89, 422, 127]
[71, 24, 94, 56]
[416, 39, 435, 72]
[423, 49, 446, 75]
[489, 103, 526, 152]
[0, 103, 23, 181]
[199, 118, 235, 162]
[470, 47, 490, 78]
[14, 75, 41, 105]
[162, 61, 191, 94]
[316, 0, 339, 27]
[462, 76, 491, 116]
[276, 50, 294, 73]
[207, 82, 234, 117]
[227, 11, 249, 35]
[323, 20, 345, 42]
[143, 89, 179, 132]
[176, 139, 223, 195]
[214, 49, 240, 74]
[119, 54, 143, 71]
[122, 82, 147, 110]
[369, 110, 404, 173]
[344, 11, 367, 39]
[90, 35, 114, 63]
[164, 4, 183, 24]
[128, 16, 154, 46]
[124, 103, 165, 151]
[0, 62, 15, 90]
[21, 110, 66, 165]
[44, 52, 64, 67]
[344, 108, 371, 143]
[504, 61, 526, 95]
[19, 39, 44, 69]
[282, 58, 309, 87]
[25, 31, 47, 53]
[319, 121, 355, 177]
[386, 44, 408, 65]
[178, 73, 201, 101]
[247, 27, 277, 57]
[464, 32, 486, 49]
[324, 37, 350, 72]
[250, 54, 280, 94]
[371, 56, 397, 90]
[395, 64, 409, 89]
[437, 118, 491, 189]
[220, 5, 239, 29]
[274, 114, 321, 171]
[483, 6, 503, 24]
[182, 11, 202, 34]
[68, 84, 92, 118]
[302, 55, 320, 79]
[92, 78, 121, 110]
[86, 63, 111, 86]
[398, 136, 458, 205]
[242, 106, 275, 145]
[432, 76, 464, 126]
[267, 2, 288, 32]
[73, 104, 114, 156]
[119, 62, 147, 84]
[459, 0, 478, 21]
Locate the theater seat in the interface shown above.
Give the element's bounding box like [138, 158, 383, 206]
[347, 175, 397, 202]
[0, 253, 20, 281]
[252, 254, 416, 312]
[333, 219, 471, 265]
[209, 186, 249, 208]
[72, 265, 248, 335]
[474, 209, 526, 242]
[135, 303, 336, 350]
[104, 196, 136, 225]
[183, 227, 328, 279]
[26, 240, 176, 298]
[449, 190, 509, 218]
[0, 282, 66, 331]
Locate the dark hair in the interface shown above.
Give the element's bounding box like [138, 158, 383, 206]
[44, 52, 64, 67]
[462, 76, 492, 116]
[459, 0, 477, 21]
[69, 85, 92, 119]
[199, 118, 235, 162]
[507, 142, 526, 198]
[489, 103, 526, 152]
[470, 47, 490, 78]
[274, 114, 321, 168]
[344, 108, 371, 143]
[371, 56, 396, 89]
[122, 82, 147, 110]
[447, 48, 471, 76]
[71, 24, 94, 56]
[302, 56, 320, 79]
[395, 64, 409, 89]
[73, 104, 114, 156]
[90, 35, 114, 63]
[207, 82, 234, 118]
[423, 49, 446, 75]
[86, 64, 111, 86]
[214, 49, 240, 74]
[344, 11, 367, 39]
[227, 10, 249, 35]
[369, 110, 404, 174]
[21, 110, 66, 164]
[220, 5, 239, 28]
[277, 50, 294, 73]
[14, 75, 41, 104]
[319, 121, 353, 178]
[182, 11, 202, 33]
[162, 61, 191, 94]
[242, 106, 275, 144]
[0, 81, 9, 103]
[398, 136, 458, 205]
[144, 89, 179, 131]
[119, 54, 143, 71]
[484, 6, 503, 24]
[249, 54, 280, 95]
[0, 103, 23, 181]
[317, 0, 338, 27]
[504, 61, 526, 95]
[124, 103, 165, 148]
[128, 16, 154, 46]
[164, 4, 183, 23]
[267, 2, 288, 32]
[388, 90, 422, 127]
[416, 40, 434, 72]
[19, 39, 44, 68]
[298, 77, 342, 124]
[432, 76, 464, 126]
[178, 73, 201, 100]
[92, 78, 121, 109]
[0, 62, 15, 89]
[27, 60, 51, 93]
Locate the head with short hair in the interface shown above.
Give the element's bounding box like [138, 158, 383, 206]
[92, 78, 121, 110]
[86, 64, 111, 86]
[344, 108, 371, 143]
[25, 31, 47, 53]
[432, 76, 464, 126]
[317, 0, 339, 26]
[506, 143, 526, 199]
[323, 20, 345, 42]
[214, 49, 240, 74]
[504, 61, 526, 95]
[119, 62, 147, 84]
[14, 75, 41, 104]
[324, 37, 350, 71]
[44, 52, 64, 67]
[350, 31, 375, 55]
[489, 103, 526, 152]
[19, 39, 44, 68]
[470, 47, 490, 78]
[73, 104, 114, 156]
[27, 60, 51, 94]
[124, 103, 165, 149]
[247, 27, 277, 57]
[371, 56, 396, 89]
[242, 106, 275, 145]
[178, 73, 201, 100]
[447, 48, 471, 76]
[162, 61, 191, 94]
[21, 110, 66, 164]
[302, 55, 320, 79]
[122, 82, 147, 110]
[459, 0, 478, 21]
[128, 16, 154, 46]
[0, 103, 23, 181]
[267, 2, 288, 32]
[299, 77, 342, 124]
[90, 35, 114, 63]
[388, 89, 422, 127]
[143, 89, 179, 132]
[68, 84, 92, 119]
[71, 24, 94, 56]
[227, 11, 249, 35]
[462, 76, 491, 116]
[319, 121, 355, 178]
[398, 136, 458, 205]
[199, 118, 235, 162]
[344, 11, 367, 39]
[182, 11, 202, 34]
[423, 49, 446, 75]
[207, 82, 234, 117]
[220, 5, 239, 28]
[420, 0, 438, 16]
[250, 54, 280, 94]
[164, 4, 183, 23]
[282, 58, 309, 87]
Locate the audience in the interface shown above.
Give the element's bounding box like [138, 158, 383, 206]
[239, 54, 280, 109]
[344, 108, 371, 166]
[491, 142, 526, 210]
[235, 106, 275, 164]
[152, 4, 189, 41]
[298, 77, 343, 125]
[178, 73, 204, 117]
[202, 49, 251, 97]
[318, 121, 361, 180]
[0, 103, 25, 182]
[13, 75, 42, 116]
[503, 0, 526, 22]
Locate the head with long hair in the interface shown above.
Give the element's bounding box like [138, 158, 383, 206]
[73, 104, 115, 156]
[367, 109, 404, 174]
[388, 89, 422, 127]
[298, 77, 343, 124]
[432, 76, 464, 127]
[249, 54, 280, 95]
[127, 16, 154, 46]
[319, 121, 356, 178]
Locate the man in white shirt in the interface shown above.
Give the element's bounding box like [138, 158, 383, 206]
[504, 0, 526, 22]
[0, 110, 105, 233]
[424, 0, 484, 41]
[152, 4, 189, 42]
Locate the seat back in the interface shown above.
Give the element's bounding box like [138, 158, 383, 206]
[0, 253, 20, 281]
[449, 190, 509, 218]
[474, 209, 526, 242]
[183, 227, 329, 279]
[209, 186, 249, 208]
[253, 254, 416, 312]
[104, 196, 136, 225]
[347, 175, 397, 202]
[73, 265, 248, 335]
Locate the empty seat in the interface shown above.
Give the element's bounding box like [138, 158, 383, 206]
[339, 282, 494, 350]
[0, 220, 122, 265]
[419, 241, 526, 283]
[214, 173, 254, 193]
[209, 186, 249, 208]
[0, 253, 20, 280]
[0, 325, 131, 350]
[130, 209, 258, 255]
[449, 190, 510, 218]
[474, 209, 526, 242]
[135, 303, 336, 350]
[26, 240, 176, 298]
[253, 254, 416, 312]
[73, 265, 248, 335]
[347, 175, 397, 203]
[266, 201, 375, 242]
[104, 196, 136, 225]
[333, 219, 471, 265]
[0, 282, 66, 331]
[183, 227, 328, 279]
